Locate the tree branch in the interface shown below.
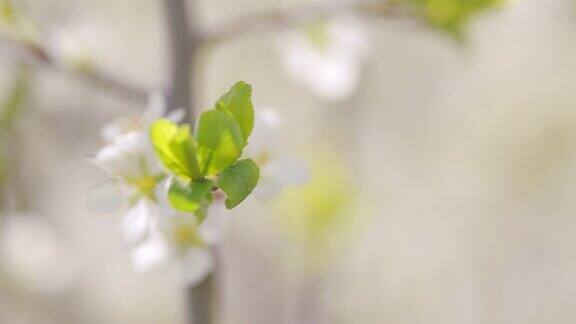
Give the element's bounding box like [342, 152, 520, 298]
[186, 246, 222, 324]
[162, 1, 216, 324]
[0, 37, 149, 103]
[162, 0, 200, 118]
[198, 0, 408, 45]
[0, 0, 410, 105]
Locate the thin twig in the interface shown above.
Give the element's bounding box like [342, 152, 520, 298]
[198, 0, 408, 45]
[0, 37, 148, 103]
[0, 0, 410, 104]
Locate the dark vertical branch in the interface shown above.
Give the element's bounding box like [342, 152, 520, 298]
[162, 0, 198, 119]
[186, 246, 222, 324]
[187, 274, 216, 324]
[162, 1, 216, 324]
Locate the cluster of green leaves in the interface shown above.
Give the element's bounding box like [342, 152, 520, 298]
[399, 0, 503, 38]
[150, 81, 260, 223]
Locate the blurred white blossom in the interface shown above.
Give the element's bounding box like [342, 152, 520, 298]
[90, 97, 304, 286]
[45, 20, 115, 70]
[90, 94, 218, 286]
[100, 93, 184, 144]
[91, 93, 183, 199]
[130, 201, 228, 286]
[247, 107, 310, 198]
[278, 18, 368, 102]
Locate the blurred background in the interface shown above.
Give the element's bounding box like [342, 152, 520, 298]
[2, 0, 576, 323]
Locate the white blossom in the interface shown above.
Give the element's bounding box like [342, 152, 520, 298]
[128, 201, 228, 286]
[247, 107, 310, 198]
[121, 198, 158, 246]
[46, 20, 113, 69]
[92, 93, 183, 185]
[94, 130, 159, 180]
[90, 95, 227, 286]
[180, 248, 214, 286]
[255, 156, 310, 199]
[278, 18, 368, 102]
[130, 223, 169, 273]
[100, 93, 184, 144]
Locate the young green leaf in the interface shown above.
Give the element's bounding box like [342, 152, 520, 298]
[168, 178, 213, 213]
[217, 159, 260, 209]
[195, 109, 245, 176]
[150, 119, 200, 182]
[215, 81, 254, 141]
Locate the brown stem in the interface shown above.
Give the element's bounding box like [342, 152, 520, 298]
[0, 37, 149, 103]
[185, 246, 222, 324]
[186, 272, 216, 324]
[162, 1, 216, 323]
[162, 0, 200, 119]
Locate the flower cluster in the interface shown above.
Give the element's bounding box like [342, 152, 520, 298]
[91, 81, 305, 285]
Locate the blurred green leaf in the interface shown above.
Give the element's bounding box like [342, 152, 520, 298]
[0, 0, 14, 23]
[401, 0, 503, 38]
[218, 158, 259, 209]
[168, 178, 213, 213]
[215, 81, 254, 142]
[195, 109, 245, 176]
[275, 152, 357, 247]
[150, 119, 200, 182]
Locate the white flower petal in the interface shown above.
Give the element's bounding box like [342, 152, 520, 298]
[180, 248, 214, 287]
[93, 144, 129, 176]
[100, 120, 125, 143]
[115, 131, 149, 152]
[279, 19, 368, 101]
[122, 199, 156, 246]
[130, 231, 168, 273]
[166, 108, 186, 124]
[198, 201, 230, 245]
[255, 157, 310, 199]
[141, 92, 167, 127]
[247, 107, 282, 157]
[94, 131, 152, 179]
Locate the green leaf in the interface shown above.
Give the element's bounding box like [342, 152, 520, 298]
[150, 119, 200, 182]
[195, 109, 245, 176]
[215, 81, 254, 141]
[168, 178, 213, 213]
[217, 159, 259, 209]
